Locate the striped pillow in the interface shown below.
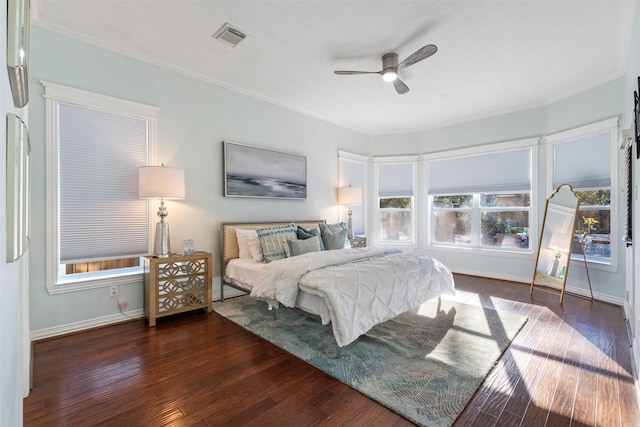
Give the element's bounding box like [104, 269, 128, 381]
[256, 223, 298, 263]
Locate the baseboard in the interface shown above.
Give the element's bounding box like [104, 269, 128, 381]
[30, 309, 144, 341]
[450, 268, 530, 285]
[632, 339, 640, 415]
[451, 268, 625, 306]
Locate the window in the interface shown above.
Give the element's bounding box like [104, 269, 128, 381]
[547, 118, 617, 266]
[375, 159, 417, 245]
[339, 151, 367, 237]
[426, 140, 536, 252]
[44, 82, 158, 294]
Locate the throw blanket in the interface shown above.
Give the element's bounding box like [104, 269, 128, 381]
[250, 248, 455, 347]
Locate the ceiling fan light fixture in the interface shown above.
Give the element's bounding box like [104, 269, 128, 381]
[382, 70, 397, 82]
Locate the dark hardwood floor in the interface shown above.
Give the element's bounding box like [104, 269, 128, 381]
[24, 274, 640, 426]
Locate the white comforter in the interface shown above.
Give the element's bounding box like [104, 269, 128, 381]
[250, 248, 455, 347]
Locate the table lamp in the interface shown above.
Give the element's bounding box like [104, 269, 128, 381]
[139, 164, 185, 257]
[338, 186, 362, 239]
[547, 232, 569, 277]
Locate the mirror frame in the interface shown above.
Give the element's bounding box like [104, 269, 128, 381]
[530, 184, 592, 303]
[6, 113, 31, 262]
[7, 0, 30, 107]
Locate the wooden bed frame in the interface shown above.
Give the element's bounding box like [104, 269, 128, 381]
[220, 220, 326, 300]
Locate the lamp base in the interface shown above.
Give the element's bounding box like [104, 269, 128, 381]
[347, 208, 354, 239]
[154, 222, 171, 257]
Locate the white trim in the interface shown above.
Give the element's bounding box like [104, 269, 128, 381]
[338, 150, 368, 162]
[543, 117, 618, 144]
[372, 154, 420, 163]
[30, 309, 144, 341]
[421, 137, 540, 161]
[44, 82, 157, 294]
[41, 80, 159, 118]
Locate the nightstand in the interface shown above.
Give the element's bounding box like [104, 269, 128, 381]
[144, 251, 212, 327]
[349, 237, 367, 248]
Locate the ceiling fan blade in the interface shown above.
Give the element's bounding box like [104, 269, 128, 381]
[397, 44, 437, 70]
[334, 70, 382, 75]
[393, 78, 409, 94]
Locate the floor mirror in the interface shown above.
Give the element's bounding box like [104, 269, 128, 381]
[530, 184, 593, 303]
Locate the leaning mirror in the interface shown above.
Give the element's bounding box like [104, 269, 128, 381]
[531, 184, 592, 303]
[7, 0, 30, 107]
[6, 113, 31, 262]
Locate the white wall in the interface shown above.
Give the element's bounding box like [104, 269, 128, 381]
[367, 78, 627, 302]
[1, 0, 29, 424]
[27, 8, 638, 337]
[27, 27, 369, 334]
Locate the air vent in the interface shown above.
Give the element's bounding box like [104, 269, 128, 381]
[213, 23, 246, 47]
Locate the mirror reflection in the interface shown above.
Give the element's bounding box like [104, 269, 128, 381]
[531, 184, 585, 303]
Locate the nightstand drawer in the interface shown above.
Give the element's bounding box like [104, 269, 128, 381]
[144, 252, 212, 326]
[349, 237, 367, 248]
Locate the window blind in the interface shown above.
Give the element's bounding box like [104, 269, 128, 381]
[378, 163, 414, 197]
[59, 102, 149, 263]
[553, 131, 611, 189]
[428, 148, 531, 194]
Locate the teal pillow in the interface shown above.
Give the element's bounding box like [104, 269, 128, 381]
[256, 223, 297, 263]
[319, 222, 349, 250]
[285, 236, 322, 257]
[296, 226, 325, 250]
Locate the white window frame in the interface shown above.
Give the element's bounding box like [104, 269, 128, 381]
[372, 156, 419, 247]
[44, 81, 158, 294]
[544, 117, 618, 272]
[338, 151, 368, 238]
[423, 138, 539, 254]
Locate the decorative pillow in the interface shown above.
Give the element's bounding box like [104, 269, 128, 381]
[284, 236, 321, 257]
[235, 228, 258, 259]
[319, 222, 350, 250]
[245, 235, 264, 262]
[256, 223, 298, 263]
[296, 226, 325, 250]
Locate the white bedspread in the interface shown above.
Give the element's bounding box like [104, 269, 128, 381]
[250, 248, 455, 347]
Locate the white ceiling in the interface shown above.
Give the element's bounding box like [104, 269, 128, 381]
[32, 0, 636, 135]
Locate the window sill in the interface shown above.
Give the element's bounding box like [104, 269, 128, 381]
[47, 271, 143, 295]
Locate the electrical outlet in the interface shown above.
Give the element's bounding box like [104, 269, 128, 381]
[110, 285, 118, 297]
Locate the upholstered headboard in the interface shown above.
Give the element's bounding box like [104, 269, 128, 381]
[221, 220, 326, 263]
[220, 220, 326, 300]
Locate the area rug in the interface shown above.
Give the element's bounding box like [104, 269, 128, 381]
[213, 295, 527, 426]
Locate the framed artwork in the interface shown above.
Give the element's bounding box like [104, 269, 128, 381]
[223, 141, 307, 199]
[6, 113, 31, 262]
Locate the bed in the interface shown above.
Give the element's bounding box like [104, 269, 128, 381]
[221, 220, 455, 349]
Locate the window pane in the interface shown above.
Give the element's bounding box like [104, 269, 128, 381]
[481, 211, 529, 249]
[379, 209, 412, 242]
[64, 257, 141, 274]
[575, 189, 610, 207]
[481, 193, 530, 207]
[432, 195, 473, 208]
[433, 211, 471, 245]
[573, 208, 611, 261]
[379, 197, 411, 209]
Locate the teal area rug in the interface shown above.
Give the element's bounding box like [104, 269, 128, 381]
[213, 295, 527, 426]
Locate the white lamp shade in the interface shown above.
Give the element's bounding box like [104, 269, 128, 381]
[548, 232, 569, 253]
[139, 166, 185, 199]
[338, 186, 362, 206]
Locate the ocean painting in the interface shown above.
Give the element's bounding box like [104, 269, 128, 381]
[224, 141, 307, 199]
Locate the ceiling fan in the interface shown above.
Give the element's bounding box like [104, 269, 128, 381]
[334, 44, 437, 94]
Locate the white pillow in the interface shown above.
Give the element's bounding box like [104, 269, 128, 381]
[235, 228, 258, 259]
[246, 235, 264, 262]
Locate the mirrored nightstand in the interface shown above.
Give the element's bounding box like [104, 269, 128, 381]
[349, 237, 367, 248]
